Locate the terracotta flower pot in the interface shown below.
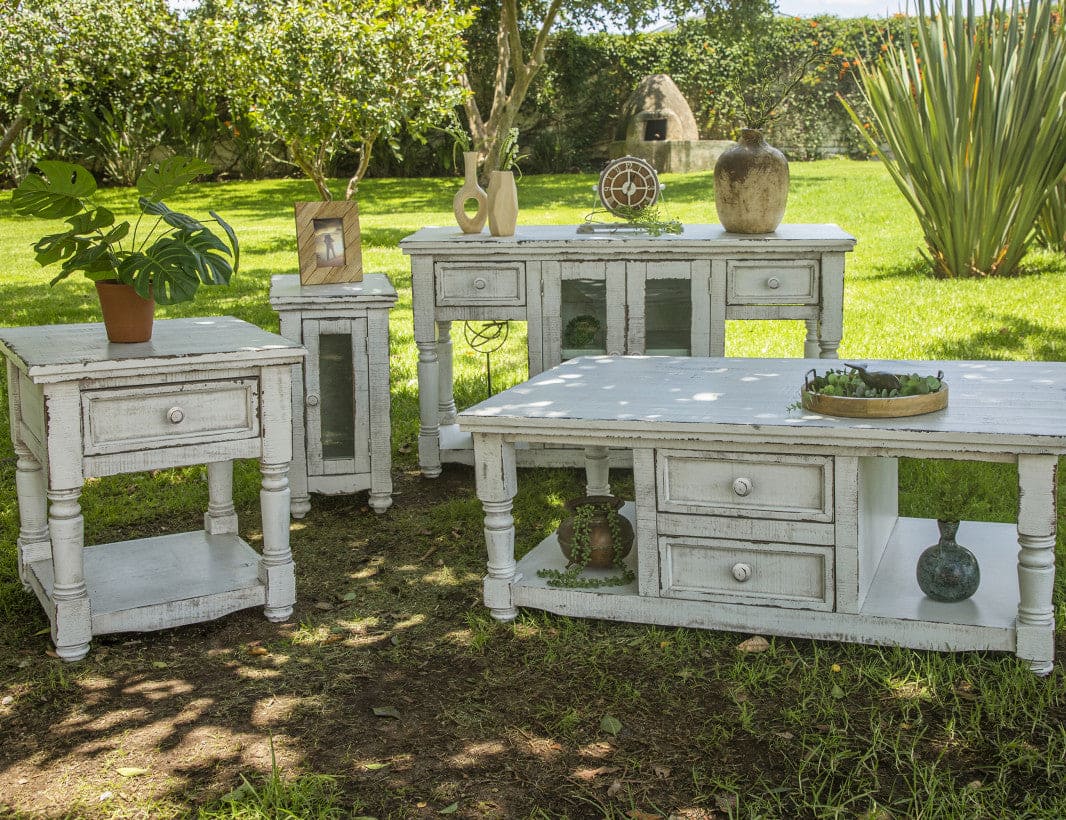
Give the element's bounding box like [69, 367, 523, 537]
[95, 280, 155, 343]
[713, 128, 789, 234]
[557, 495, 634, 569]
[487, 170, 519, 237]
[453, 151, 487, 234]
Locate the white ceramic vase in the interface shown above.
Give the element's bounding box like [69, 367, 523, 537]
[452, 151, 487, 234]
[487, 170, 518, 237]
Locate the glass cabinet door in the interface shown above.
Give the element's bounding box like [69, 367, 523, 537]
[303, 318, 370, 477]
[560, 278, 608, 360]
[643, 277, 693, 355]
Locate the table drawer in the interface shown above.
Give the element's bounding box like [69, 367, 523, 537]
[727, 260, 818, 304]
[435, 262, 526, 307]
[659, 535, 834, 610]
[657, 450, 833, 522]
[82, 378, 259, 455]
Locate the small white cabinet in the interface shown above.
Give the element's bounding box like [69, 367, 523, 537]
[269, 274, 397, 516]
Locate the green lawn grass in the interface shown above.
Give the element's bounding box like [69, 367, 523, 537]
[2, 162, 1066, 817]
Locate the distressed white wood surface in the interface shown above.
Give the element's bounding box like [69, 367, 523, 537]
[269, 273, 396, 515]
[0, 316, 305, 382]
[0, 318, 302, 661]
[459, 355, 1066, 454]
[466, 354, 1065, 671]
[402, 224, 855, 476]
[400, 223, 856, 250]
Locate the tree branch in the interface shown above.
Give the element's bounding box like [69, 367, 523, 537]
[345, 136, 377, 201]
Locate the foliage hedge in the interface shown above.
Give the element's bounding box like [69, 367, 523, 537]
[2, 3, 916, 185]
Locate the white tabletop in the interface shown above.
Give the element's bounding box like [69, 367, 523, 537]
[401, 223, 856, 251]
[0, 316, 305, 382]
[458, 355, 1066, 453]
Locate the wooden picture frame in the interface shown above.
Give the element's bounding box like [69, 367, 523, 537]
[295, 200, 363, 284]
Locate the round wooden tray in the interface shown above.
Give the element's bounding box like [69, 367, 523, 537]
[801, 385, 948, 418]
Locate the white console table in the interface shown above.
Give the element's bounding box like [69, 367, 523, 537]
[0, 318, 305, 661]
[459, 356, 1065, 674]
[401, 224, 856, 477]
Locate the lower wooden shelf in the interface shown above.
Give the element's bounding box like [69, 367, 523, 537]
[27, 532, 267, 636]
[511, 511, 1018, 654]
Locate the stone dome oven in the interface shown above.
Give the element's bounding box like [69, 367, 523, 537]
[609, 74, 732, 173]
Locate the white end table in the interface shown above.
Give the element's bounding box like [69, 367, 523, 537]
[0, 317, 306, 661]
[269, 274, 397, 516]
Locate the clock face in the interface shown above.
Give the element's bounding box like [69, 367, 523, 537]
[598, 156, 661, 216]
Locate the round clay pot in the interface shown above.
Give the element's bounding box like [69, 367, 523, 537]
[713, 128, 789, 234]
[916, 519, 981, 602]
[95, 279, 155, 343]
[557, 495, 634, 569]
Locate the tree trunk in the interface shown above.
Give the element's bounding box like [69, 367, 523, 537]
[0, 113, 29, 159]
[344, 136, 377, 201]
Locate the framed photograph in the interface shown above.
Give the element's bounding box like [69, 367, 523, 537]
[295, 200, 363, 284]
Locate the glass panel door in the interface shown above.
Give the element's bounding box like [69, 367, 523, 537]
[644, 278, 692, 356]
[318, 333, 355, 460]
[561, 279, 607, 360]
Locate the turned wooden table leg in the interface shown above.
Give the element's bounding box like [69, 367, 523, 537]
[584, 445, 611, 497]
[204, 460, 239, 535]
[438, 321, 458, 426]
[474, 433, 518, 622]
[1016, 455, 1058, 675]
[259, 462, 295, 622]
[48, 487, 91, 661]
[13, 443, 49, 591]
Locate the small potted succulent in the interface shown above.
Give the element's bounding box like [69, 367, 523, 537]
[12, 156, 239, 342]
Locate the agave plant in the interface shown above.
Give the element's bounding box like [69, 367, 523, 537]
[1036, 180, 1066, 253]
[844, 0, 1066, 277]
[11, 156, 238, 303]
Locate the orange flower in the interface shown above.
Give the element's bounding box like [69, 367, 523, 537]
[881, 43, 889, 52]
[842, 60, 851, 69]
[810, 19, 819, 27]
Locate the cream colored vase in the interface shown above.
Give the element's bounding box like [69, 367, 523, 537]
[487, 170, 518, 237]
[713, 128, 789, 234]
[452, 151, 487, 233]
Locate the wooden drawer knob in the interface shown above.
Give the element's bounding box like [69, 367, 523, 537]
[306, 393, 320, 407]
[473, 277, 487, 290]
[732, 477, 753, 497]
[766, 277, 781, 289]
[732, 562, 752, 582]
[167, 407, 185, 424]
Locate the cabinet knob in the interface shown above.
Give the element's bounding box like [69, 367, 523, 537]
[473, 277, 487, 290]
[732, 477, 753, 497]
[306, 393, 320, 407]
[732, 562, 753, 582]
[766, 277, 781, 290]
[167, 407, 185, 424]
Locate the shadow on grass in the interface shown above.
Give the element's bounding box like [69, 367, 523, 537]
[929, 313, 1066, 361]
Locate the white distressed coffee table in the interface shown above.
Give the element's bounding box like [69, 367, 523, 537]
[402, 224, 855, 476]
[459, 355, 1066, 673]
[0, 318, 306, 661]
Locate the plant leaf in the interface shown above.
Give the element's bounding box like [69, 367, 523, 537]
[12, 161, 97, 219]
[210, 209, 240, 274]
[136, 155, 213, 202]
[140, 198, 203, 233]
[599, 715, 622, 736]
[116, 767, 149, 778]
[439, 803, 459, 814]
[371, 705, 401, 719]
[117, 240, 202, 304]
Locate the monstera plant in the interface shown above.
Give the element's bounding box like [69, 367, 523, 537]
[12, 156, 238, 341]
